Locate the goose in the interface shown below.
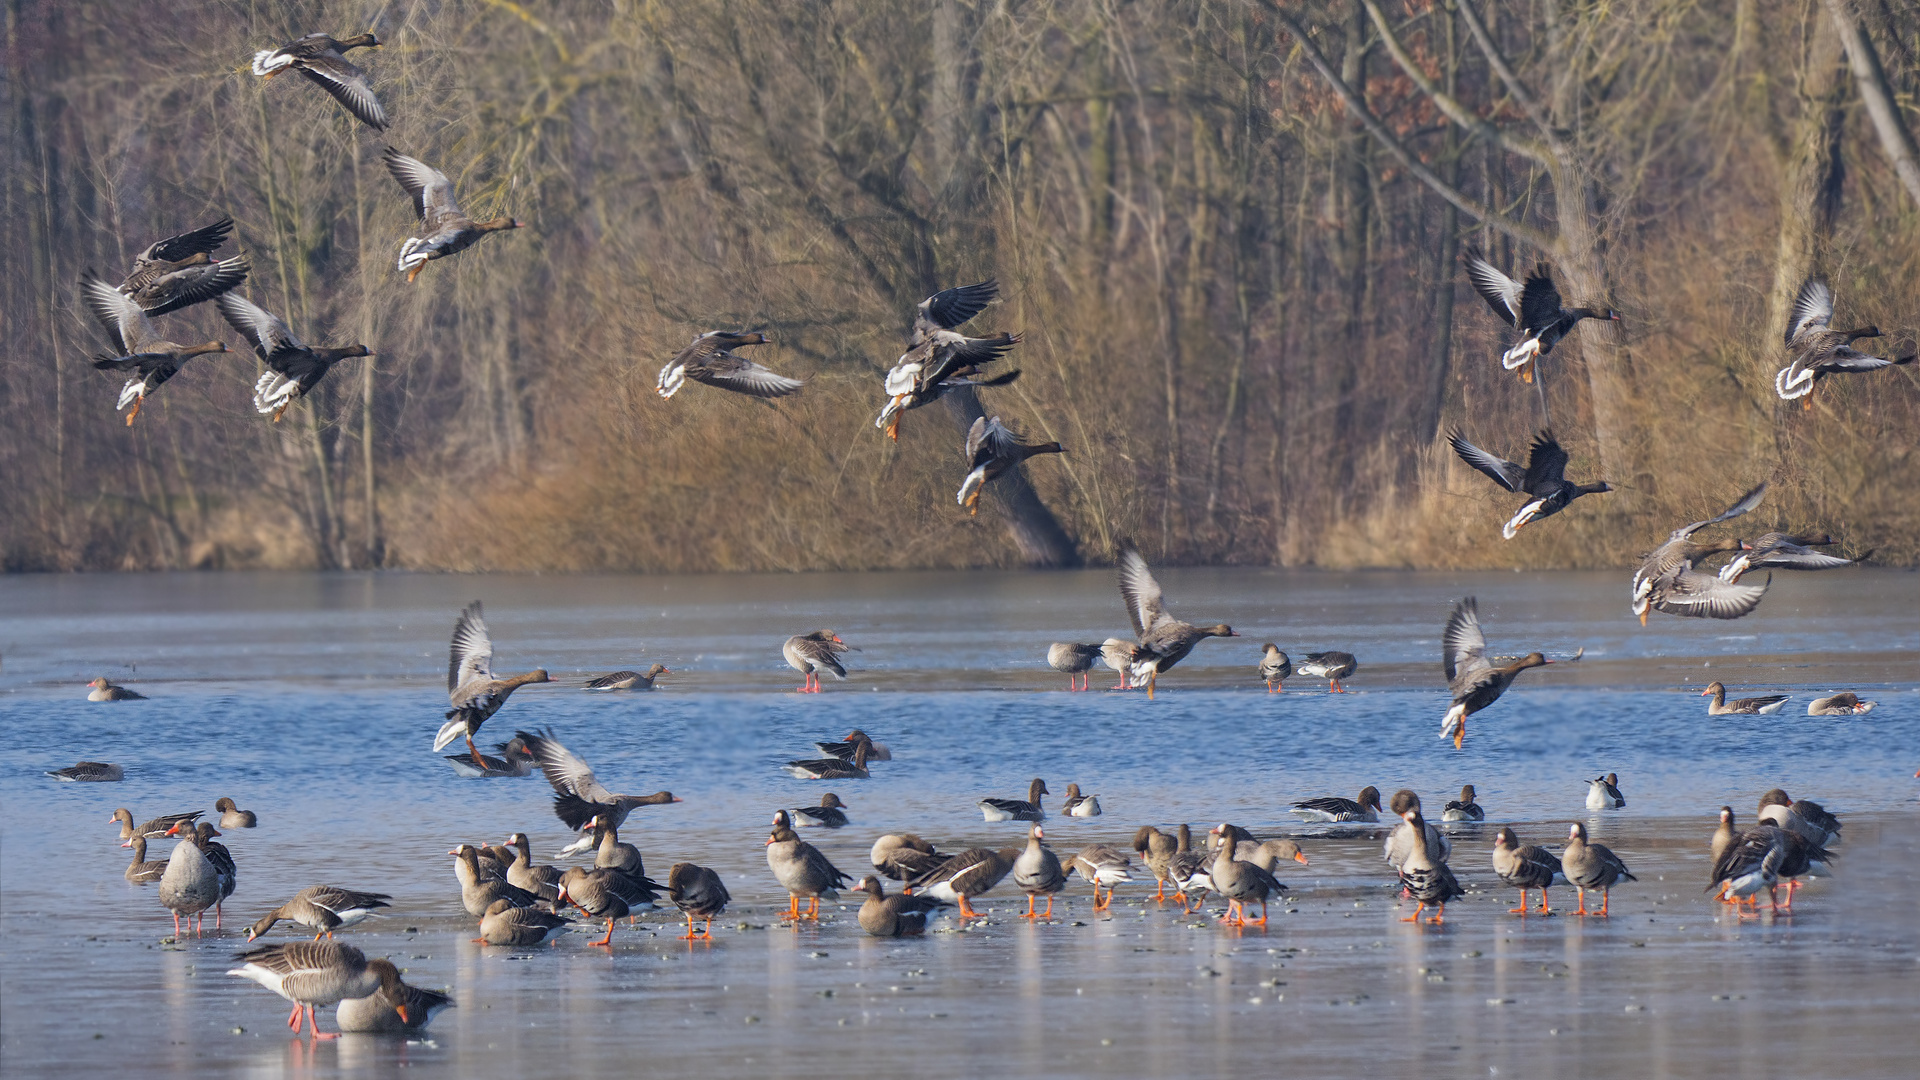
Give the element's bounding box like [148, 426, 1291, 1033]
[1441, 785, 1485, 822]
[1294, 651, 1358, 693]
[158, 831, 222, 936]
[517, 727, 680, 845]
[556, 866, 649, 946]
[1132, 826, 1180, 901]
[1707, 825, 1790, 914]
[1012, 825, 1067, 919]
[436, 602, 553, 767]
[80, 272, 230, 426]
[1774, 278, 1915, 408]
[1396, 809, 1464, 923]
[589, 815, 664, 907]
[1491, 826, 1562, 914]
[113, 216, 249, 316]
[1258, 645, 1292, 692]
[1718, 533, 1865, 583]
[1047, 642, 1104, 691]
[783, 739, 872, 781]
[1441, 597, 1553, 748]
[1060, 783, 1101, 818]
[1709, 806, 1741, 902]
[335, 971, 454, 1034]
[247, 886, 392, 942]
[476, 897, 573, 947]
[1448, 429, 1614, 538]
[1290, 786, 1382, 823]
[452, 846, 539, 918]
[790, 793, 850, 828]
[48, 760, 123, 782]
[876, 280, 1022, 440]
[1166, 826, 1213, 912]
[656, 330, 802, 400]
[765, 810, 852, 921]
[1807, 692, 1876, 716]
[1210, 827, 1310, 872]
[445, 734, 537, 778]
[1063, 845, 1134, 911]
[1210, 827, 1286, 926]
[111, 808, 201, 846]
[503, 833, 563, 902]
[180, 822, 238, 927]
[855, 876, 951, 937]
[228, 942, 405, 1040]
[1463, 250, 1620, 383]
[979, 778, 1048, 822]
[1768, 826, 1837, 911]
[956, 416, 1066, 515]
[214, 293, 369, 422]
[215, 797, 257, 829]
[909, 846, 1017, 919]
[783, 629, 853, 693]
[1384, 791, 1451, 869]
[249, 32, 387, 130]
[813, 730, 892, 762]
[666, 863, 731, 939]
[583, 664, 671, 691]
[870, 833, 945, 887]
[383, 147, 525, 283]
[1562, 823, 1636, 916]
[1585, 773, 1626, 810]
[1117, 545, 1238, 696]
[125, 837, 168, 884]
[1099, 638, 1140, 690]
[86, 677, 146, 702]
[1630, 483, 1767, 624]
[1758, 789, 1840, 848]
[1701, 682, 1789, 715]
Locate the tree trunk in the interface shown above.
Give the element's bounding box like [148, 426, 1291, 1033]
[942, 388, 1079, 566]
[1764, 16, 1848, 354]
[1824, 0, 1920, 207]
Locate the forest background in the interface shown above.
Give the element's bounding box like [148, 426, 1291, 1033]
[2, 0, 1915, 574]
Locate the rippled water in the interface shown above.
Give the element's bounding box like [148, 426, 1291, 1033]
[2, 568, 1916, 1077]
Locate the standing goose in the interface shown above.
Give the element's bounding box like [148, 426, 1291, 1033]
[909, 846, 1018, 919]
[215, 797, 257, 829]
[876, 280, 1021, 440]
[1258, 645, 1292, 692]
[48, 760, 124, 782]
[1774, 278, 1914, 408]
[1294, 651, 1358, 693]
[1132, 826, 1180, 901]
[1047, 642, 1104, 692]
[1718, 533, 1865, 583]
[1707, 825, 1790, 914]
[180, 822, 238, 927]
[666, 863, 731, 939]
[1012, 825, 1067, 919]
[1384, 790, 1451, 870]
[657, 330, 803, 400]
[336, 970, 454, 1034]
[125, 837, 168, 883]
[114, 216, 249, 317]
[436, 602, 553, 767]
[87, 678, 146, 702]
[1441, 785, 1485, 822]
[1209, 827, 1310, 872]
[1585, 773, 1626, 810]
[1060, 783, 1101, 818]
[870, 833, 945, 887]
[583, 664, 671, 691]
[556, 866, 647, 946]
[249, 32, 387, 130]
[476, 897, 573, 947]
[383, 147, 525, 282]
[956, 416, 1066, 515]
[588, 815, 665, 912]
[215, 293, 369, 422]
[854, 876, 951, 937]
[1117, 545, 1239, 697]
[782, 740, 872, 781]
[1630, 483, 1768, 625]
[1166, 826, 1214, 913]
[783, 629, 853, 693]
[1807, 692, 1876, 716]
[1063, 845, 1134, 911]
[1441, 597, 1553, 749]
[1562, 823, 1636, 916]
[1491, 827, 1562, 914]
[1448, 429, 1614, 539]
[1210, 827, 1286, 926]
[452, 846, 539, 918]
[227, 942, 405, 1040]
[158, 830, 222, 936]
[1463, 250, 1620, 383]
[1290, 786, 1383, 823]
[247, 886, 392, 942]
[1701, 682, 1789, 716]
[79, 271, 230, 426]
[503, 833, 563, 902]
[789, 793, 850, 828]
[765, 810, 852, 921]
[1099, 638, 1140, 690]
[516, 727, 679, 843]
[979, 778, 1048, 822]
[111, 808, 201, 847]
[1395, 808, 1465, 924]
[1711, 806, 1739, 869]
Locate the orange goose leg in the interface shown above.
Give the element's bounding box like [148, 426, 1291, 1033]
[591, 918, 615, 946]
[1402, 901, 1426, 923]
[1538, 888, 1552, 914]
[1509, 889, 1530, 915]
[957, 895, 982, 919]
[1428, 904, 1446, 924]
[1598, 889, 1611, 917]
[1154, 880, 1166, 902]
[1330, 679, 1344, 693]
[1042, 895, 1054, 919]
[308, 1004, 338, 1040]
[125, 397, 144, 426]
[287, 1002, 304, 1031]
[1574, 888, 1591, 916]
[1251, 899, 1269, 926]
[704, 915, 715, 937]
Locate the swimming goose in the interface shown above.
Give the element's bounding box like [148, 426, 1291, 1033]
[783, 739, 871, 781]
[476, 897, 573, 946]
[556, 866, 647, 946]
[383, 147, 525, 283]
[855, 876, 951, 936]
[503, 833, 563, 902]
[657, 330, 803, 400]
[1562, 823, 1636, 916]
[813, 729, 892, 762]
[1294, 651, 1358, 693]
[158, 831, 223, 936]
[452, 846, 539, 918]
[765, 810, 852, 921]
[114, 216, 249, 317]
[1384, 790, 1451, 869]
[445, 734, 537, 778]
[214, 293, 369, 422]
[518, 727, 680, 842]
[1099, 638, 1140, 690]
[1133, 826, 1180, 900]
[436, 602, 553, 767]
[876, 280, 1022, 439]
[1117, 546, 1239, 696]
[584, 664, 671, 691]
[215, 797, 257, 829]
[228, 941, 403, 1040]
[666, 863, 731, 939]
[1441, 785, 1485, 822]
[1210, 827, 1286, 926]
[909, 846, 1017, 919]
[1048, 642, 1104, 691]
[957, 416, 1066, 515]
[870, 833, 945, 886]
[784, 629, 853, 693]
[247, 886, 392, 942]
[1807, 692, 1876, 716]
[80, 272, 230, 426]
[1585, 773, 1626, 810]
[1258, 645, 1292, 691]
[250, 33, 387, 130]
[1063, 845, 1134, 911]
[335, 969, 454, 1034]
[1630, 483, 1767, 624]
[112, 808, 201, 846]
[1291, 786, 1382, 823]
[87, 677, 147, 702]
[125, 837, 168, 883]
[1061, 783, 1101, 818]
[1442, 597, 1553, 748]
[1463, 250, 1620, 383]
[790, 793, 850, 828]
[1775, 278, 1915, 407]
[1448, 429, 1614, 538]
[1012, 825, 1068, 918]
[1701, 681, 1789, 715]
[1396, 809, 1464, 923]
[979, 778, 1048, 822]
[1491, 826, 1562, 914]
[48, 760, 124, 782]
[1718, 533, 1864, 583]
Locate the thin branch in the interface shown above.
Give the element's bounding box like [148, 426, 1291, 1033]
[1453, 0, 1554, 138]
[1359, 0, 1552, 165]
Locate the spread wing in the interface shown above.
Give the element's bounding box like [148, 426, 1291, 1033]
[518, 728, 615, 805]
[132, 256, 251, 318]
[448, 602, 493, 691]
[1751, 547, 1855, 571]
[81, 272, 156, 356]
[1463, 251, 1522, 326]
[1443, 597, 1491, 686]
[1447, 430, 1524, 493]
[964, 415, 992, 461]
[1117, 546, 1171, 638]
[215, 293, 304, 366]
[138, 217, 233, 264]
[1516, 265, 1564, 334]
[383, 147, 463, 229]
[1653, 569, 1769, 620]
[916, 333, 1020, 388]
[1671, 482, 1767, 542]
[1522, 431, 1570, 490]
[687, 348, 803, 397]
[915, 280, 997, 335]
[297, 54, 388, 131]
[1786, 279, 1833, 345]
[1818, 347, 1905, 373]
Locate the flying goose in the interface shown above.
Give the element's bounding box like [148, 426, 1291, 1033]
[657, 331, 803, 400]
[1294, 651, 1358, 693]
[247, 886, 392, 942]
[876, 280, 1022, 440]
[228, 942, 406, 1040]
[783, 629, 853, 693]
[1117, 545, 1238, 696]
[1630, 483, 1767, 624]
[1562, 823, 1636, 916]
[1775, 278, 1914, 408]
[1047, 642, 1104, 691]
[114, 216, 249, 316]
[957, 415, 1065, 515]
[436, 602, 553, 766]
[1717, 533, 1865, 583]
[383, 147, 524, 282]
[1441, 597, 1553, 748]
[215, 293, 369, 422]
[1463, 250, 1620, 383]
[1449, 429, 1614, 538]
[517, 728, 680, 846]
[250, 33, 387, 130]
[80, 271, 230, 426]
[1700, 682, 1789, 715]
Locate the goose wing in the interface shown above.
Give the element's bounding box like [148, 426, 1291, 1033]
[518, 729, 617, 805]
[1653, 568, 1769, 620]
[81, 272, 157, 356]
[1786, 278, 1833, 345]
[1447, 430, 1524, 493]
[917, 333, 1020, 387]
[383, 147, 464, 231]
[1117, 547, 1172, 638]
[1463, 251, 1523, 326]
[132, 257, 250, 317]
[136, 217, 233, 265]
[914, 280, 997, 336]
[1516, 265, 1565, 334]
[1669, 482, 1768, 542]
[688, 349, 803, 397]
[1522, 431, 1570, 490]
[296, 53, 387, 130]
[1443, 597, 1492, 688]
[216, 293, 306, 368]
[448, 602, 493, 691]
[1816, 346, 1907, 373]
